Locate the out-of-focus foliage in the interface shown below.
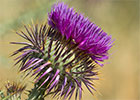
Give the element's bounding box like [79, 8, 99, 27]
[0, 0, 67, 36]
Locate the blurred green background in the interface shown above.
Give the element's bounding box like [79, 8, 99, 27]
[0, 0, 139, 100]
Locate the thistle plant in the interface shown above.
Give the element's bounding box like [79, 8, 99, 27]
[0, 81, 26, 100]
[11, 2, 114, 100]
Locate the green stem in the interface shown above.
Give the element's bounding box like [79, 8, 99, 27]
[27, 82, 46, 100]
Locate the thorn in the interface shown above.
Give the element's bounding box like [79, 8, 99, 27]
[31, 18, 34, 26]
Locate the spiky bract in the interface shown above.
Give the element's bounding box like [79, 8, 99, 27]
[11, 2, 114, 100]
[0, 81, 26, 100]
[5, 81, 26, 95]
[11, 23, 99, 100]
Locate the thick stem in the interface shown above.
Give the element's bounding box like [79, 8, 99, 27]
[27, 82, 46, 100]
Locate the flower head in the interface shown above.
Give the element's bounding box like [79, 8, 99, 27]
[11, 2, 114, 100]
[48, 2, 114, 66]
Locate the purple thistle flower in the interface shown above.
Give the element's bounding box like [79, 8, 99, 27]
[11, 2, 114, 100]
[48, 2, 114, 66]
